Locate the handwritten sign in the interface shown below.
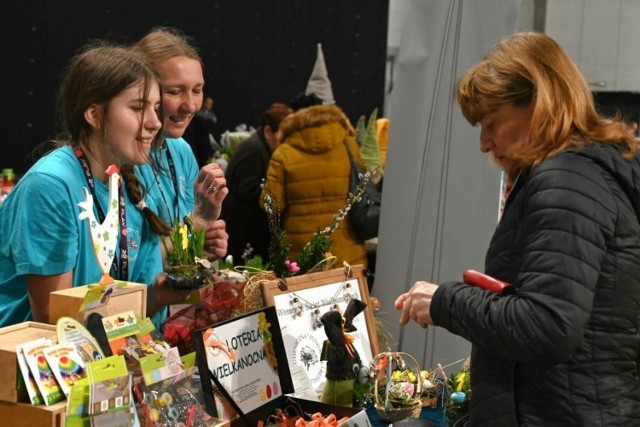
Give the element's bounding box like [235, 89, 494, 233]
[193, 307, 291, 419]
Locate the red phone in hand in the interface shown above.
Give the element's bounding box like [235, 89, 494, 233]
[463, 269, 514, 295]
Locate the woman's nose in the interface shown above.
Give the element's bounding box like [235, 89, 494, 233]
[479, 130, 493, 153]
[180, 93, 199, 114]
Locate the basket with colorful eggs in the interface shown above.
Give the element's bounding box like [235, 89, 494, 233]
[369, 352, 423, 422]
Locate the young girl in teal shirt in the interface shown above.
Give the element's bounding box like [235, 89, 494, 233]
[0, 43, 192, 327]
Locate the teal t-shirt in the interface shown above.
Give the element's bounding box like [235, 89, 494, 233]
[136, 138, 199, 227]
[0, 146, 163, 327]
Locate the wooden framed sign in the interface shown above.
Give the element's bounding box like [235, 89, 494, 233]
[192, 306, 293, 422]
[261, 265, 379, 394]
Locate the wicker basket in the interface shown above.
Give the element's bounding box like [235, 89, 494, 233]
[370, 352, 423, 422]
[421, 373, 447, 408]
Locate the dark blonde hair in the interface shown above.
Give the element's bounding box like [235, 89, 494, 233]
[57, 42, 171, 236]
[134, 26, 203, 70]
[456, 31, 638, 174]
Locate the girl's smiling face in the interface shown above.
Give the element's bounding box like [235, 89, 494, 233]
[102, 79, 162, 165]
[156, 56, 204, 138]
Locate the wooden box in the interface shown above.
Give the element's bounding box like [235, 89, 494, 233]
[0, 321, 57, 403]
[48, 282, 147, 324]
[0, 400, 66, 427]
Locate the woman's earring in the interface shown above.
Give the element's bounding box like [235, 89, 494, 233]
[311, 309, 323, 330]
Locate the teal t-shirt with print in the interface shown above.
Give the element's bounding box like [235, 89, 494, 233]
[0, 146, 163, 327]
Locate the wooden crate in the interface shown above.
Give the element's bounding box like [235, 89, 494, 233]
[0, 400, 66, 427]
[0, 322, 57, 403]
[49, 282, 147, 325]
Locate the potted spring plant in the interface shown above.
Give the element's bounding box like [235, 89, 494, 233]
[163, 218, 213, 289]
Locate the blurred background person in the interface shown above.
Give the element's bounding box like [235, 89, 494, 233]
[184, 95, 218, 168]
[220, 102, 292, 264]
[262, 104, 367, 269]
[290, 92, 323, 112]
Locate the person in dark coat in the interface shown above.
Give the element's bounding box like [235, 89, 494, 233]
[183, 96, 217, 168]
[395, 32, 640, 426]
[220, 103, 292, 264]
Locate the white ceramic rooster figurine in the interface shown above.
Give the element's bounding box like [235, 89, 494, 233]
[78, 165, 121, 285]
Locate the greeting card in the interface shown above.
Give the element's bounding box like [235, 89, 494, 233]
[43, 343, 87, 397]
[16, 338, 47, 405]
[22, 338, 65, 406]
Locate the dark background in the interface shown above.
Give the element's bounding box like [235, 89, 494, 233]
[595, 92, 640, 134]
[1, 1, 389, 175]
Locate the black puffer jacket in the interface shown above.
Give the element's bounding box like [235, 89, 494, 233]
[431, 143, 640, 426]
[221, 128, 273, 263]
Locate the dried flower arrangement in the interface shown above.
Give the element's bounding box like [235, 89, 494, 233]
[261, 165, 374, 280]
[236, 172, 375, 315]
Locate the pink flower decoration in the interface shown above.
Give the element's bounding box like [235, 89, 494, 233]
[285, 260, 300, 273]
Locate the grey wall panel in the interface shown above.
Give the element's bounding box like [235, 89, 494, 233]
[374, 0, 521, 370]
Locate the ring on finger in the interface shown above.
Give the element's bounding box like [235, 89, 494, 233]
[207, 183, 218, 193]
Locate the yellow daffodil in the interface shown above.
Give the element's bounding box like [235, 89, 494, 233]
[179, 224, 188, 250]
[455, 371, 467, 391]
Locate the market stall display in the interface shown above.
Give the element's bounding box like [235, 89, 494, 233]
[0, 159, 465, 427]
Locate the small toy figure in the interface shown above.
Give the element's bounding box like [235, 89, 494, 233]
[319, 298, 367, 407]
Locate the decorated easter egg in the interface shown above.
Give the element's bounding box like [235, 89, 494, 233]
[266, 384, 272, 398]
[450, 391, 467, 404]
[388, 381, 415, 404]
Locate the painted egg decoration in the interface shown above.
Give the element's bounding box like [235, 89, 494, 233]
[450, 391, 467, 404]
[388, 381, 415, 404]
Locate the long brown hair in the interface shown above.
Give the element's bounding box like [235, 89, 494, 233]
[456, 32, 638, 174]
[58, 42, 159, 151]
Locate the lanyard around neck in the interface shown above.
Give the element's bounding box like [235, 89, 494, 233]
[153, 144, 180, 225]
[73, 144, 129, 280]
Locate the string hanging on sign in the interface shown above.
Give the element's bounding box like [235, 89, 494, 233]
[288, 273, 357, 332]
